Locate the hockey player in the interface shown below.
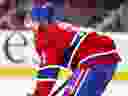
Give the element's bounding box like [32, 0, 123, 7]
[32, 0, 121, 96]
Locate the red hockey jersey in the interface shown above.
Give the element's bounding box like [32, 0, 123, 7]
[33, 21, 121, 96]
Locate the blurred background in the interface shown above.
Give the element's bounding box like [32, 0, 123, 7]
[0, 0, 128, 32]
